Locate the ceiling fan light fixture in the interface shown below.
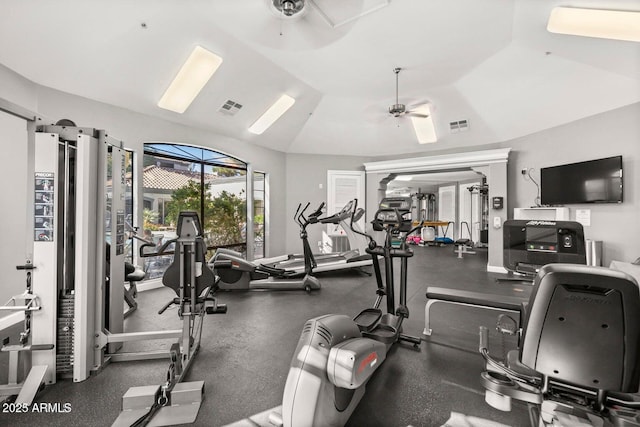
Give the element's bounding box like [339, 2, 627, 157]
[249, 94, 296, 135]
[389, 103, 406, 117]
[547, 7, 640, 42]
[272, 0, 306, 17]
[158, 46, 223, 114]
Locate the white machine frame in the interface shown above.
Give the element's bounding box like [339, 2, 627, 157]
[30, 125, 181, 389]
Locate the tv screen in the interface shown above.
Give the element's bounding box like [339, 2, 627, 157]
[540, 156, 623, 205]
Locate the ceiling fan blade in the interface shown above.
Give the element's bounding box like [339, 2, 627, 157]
[407, 111, 429, 118]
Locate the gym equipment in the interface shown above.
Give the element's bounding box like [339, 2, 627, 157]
[123, 261, 145, 318]
[108, 243, 146, 319]
[468, 183, 489, 247]
[503, 219, 586, 278]
[0, 262, 54, 404]
[31, 124, 131, 384]
[424, 219, 586, 338]
[269, 197, 421, 427]
[113, 211, 228, 427]
[479, 264, 640, 426]
[454, 221, 476, 258]
[212, 202, 321, 292]
[31, 125, 183, 386]
[414, 192, 436, 223]
[123, 224, 153, 318]
[259, 199, 373, 275]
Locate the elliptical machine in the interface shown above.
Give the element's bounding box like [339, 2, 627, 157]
[270, 197, 421, 427]
[212, 202, 321, 292]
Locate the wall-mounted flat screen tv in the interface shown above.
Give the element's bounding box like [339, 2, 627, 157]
[540, 156, 623, 205]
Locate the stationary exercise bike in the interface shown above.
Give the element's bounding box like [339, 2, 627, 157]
[270, 197, 421, 427]
[479, 263, 640, 426]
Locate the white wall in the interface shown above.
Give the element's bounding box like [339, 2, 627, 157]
[0, 111, 29, 312]
[505, 102, 640, 266]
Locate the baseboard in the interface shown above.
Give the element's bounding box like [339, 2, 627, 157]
[136, 278, 163, 292]
[0, 312, 24, 332]
[486, 265, 508, 274]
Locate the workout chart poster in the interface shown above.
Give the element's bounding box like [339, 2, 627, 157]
[34, 172, 54, 241]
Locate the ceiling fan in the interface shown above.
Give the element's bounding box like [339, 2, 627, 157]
[364, 68, 438, 144]
[388, 67, 430, 119]
[269, 0, 307, 18]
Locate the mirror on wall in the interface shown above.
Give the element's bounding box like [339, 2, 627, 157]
[383, 169, 488, 246]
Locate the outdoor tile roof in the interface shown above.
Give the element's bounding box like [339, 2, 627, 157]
[143, 165, 216, 191]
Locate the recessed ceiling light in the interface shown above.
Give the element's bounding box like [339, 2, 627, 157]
[410, 105, 437, 144]
[158, 46, 223, 114]
[248, 94, 296, 135]
[547, 7, 640, 43]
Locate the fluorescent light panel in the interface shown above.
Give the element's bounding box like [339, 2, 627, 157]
[248, 94, 296, 135]
[410, 105, 437, 144]
[158, 46, 223, 114]
[547, 7, 640, 42]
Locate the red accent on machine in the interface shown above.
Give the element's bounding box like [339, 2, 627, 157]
[358, 352, 378, 373]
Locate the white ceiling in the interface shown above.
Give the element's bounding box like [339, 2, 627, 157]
[1, 0, 638, 156]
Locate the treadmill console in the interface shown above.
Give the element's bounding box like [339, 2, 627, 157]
[374, 197, 413, 232]
[504, 220, 586, 275]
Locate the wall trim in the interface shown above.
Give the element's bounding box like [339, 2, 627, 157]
[363, 148, 511, 174]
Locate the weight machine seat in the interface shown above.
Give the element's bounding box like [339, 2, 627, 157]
[425, 287, 526, 312]
[519, 263, 640, 393]
[125, 262, 146, 282]
[454, 239, 471, 246]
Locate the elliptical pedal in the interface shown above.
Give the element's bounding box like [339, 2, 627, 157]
[353, 308, 382, 332]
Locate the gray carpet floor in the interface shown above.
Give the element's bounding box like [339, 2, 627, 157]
[1, 245, 533, 426]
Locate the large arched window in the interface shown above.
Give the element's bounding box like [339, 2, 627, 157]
[141, 143, 264, 279]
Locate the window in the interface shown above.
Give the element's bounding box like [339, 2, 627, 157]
[124, 149, 135, 264]
[253, 171, 266, 259]
[142, 143, 250, 279]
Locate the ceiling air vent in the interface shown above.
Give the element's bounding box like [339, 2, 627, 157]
[449, 119, 469, 133]
[218, 100, 243, 116]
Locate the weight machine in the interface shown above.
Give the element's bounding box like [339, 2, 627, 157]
[0, 262, 53, 404]
[467, 182, 489, 248]
[113, 211, 228, 427]
[28, 124, 182, 390]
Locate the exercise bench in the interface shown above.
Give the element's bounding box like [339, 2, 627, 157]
[423, 286, 527, 336]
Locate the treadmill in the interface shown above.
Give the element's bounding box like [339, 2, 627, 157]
[258, 199, 373, 275]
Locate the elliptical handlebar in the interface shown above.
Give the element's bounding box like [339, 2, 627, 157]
[295, 202, 325, 230]
[139, 237, 178, 258]
[307, 202, 325, 223]
[298, 202, 311, 227]
[348, 199, 377, 250]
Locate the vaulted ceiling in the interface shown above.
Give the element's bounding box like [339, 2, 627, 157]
[1, 0, 638, 156]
